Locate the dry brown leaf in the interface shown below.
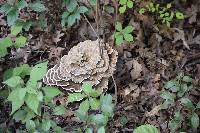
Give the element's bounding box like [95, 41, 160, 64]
[130, 59, 142, 80]
[52, 31, 64, 44]
[172, 28, 190, 50]
[145, 105, 161, 117]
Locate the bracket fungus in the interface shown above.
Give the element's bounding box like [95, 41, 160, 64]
[43, 40, 118, 92]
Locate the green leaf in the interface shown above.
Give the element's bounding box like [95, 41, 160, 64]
[89, 0, 97, 5]
[61, 11, 70, 26]
[53, 105, 66, 115]
[15, 35, 27, 48]
[0, 4, 13, 14]
[17, 0, 28, 9]
[67, 93, 86, 102]
[191, 113, 199, 130]
[82, 83, 93, 95]
[139, 8, 146, 14]
[67, 14, 77, 26]
[115, 34, 124, 45]
[0, 37, 13, 57]
[85, 128, 93, 133]
[75, 99, 89, 121]
[160, 91, 175, 101]
[175, 12, 184, 20]
[42, 86, 61, 98]
[119, 116, 128, 125]
[100, 94, 114, 117]
[29, 2, 46, 12]
[89, 97, 100, 110]
[3, 76, 23, 88]
[180, 98, 195, 110]
[127, 0, 133, 8]
[30, 62, 48, 82]
[123, 26, 134, 33]
[169, 112, 183, 133]
[115, 22, 122, 31]
[13, 110, 26, 122]
[119, 5, 126, 14]
[78, 6, 88, 13]
[124, 33, 133, 42]
[134, 124, 159, 133]
[166, 3, 172, 9]
[119, 0, 127, 5]
[97, 126, 105, 133]
[91, 114, 108, 128]
[7, 8, 19, 26]
[196, 101, 200, 109]
[26, 120, 35, 132]
[182, 76, 193, 83]
[0, 37, 13, 48]
[11, 24, 23, 35]
[67, 0, 78, 12]
[12, 64, 31, 77]
[11, 100, 24, 114]
[42, 119, 51, 131]
[25, 93, 40, 114]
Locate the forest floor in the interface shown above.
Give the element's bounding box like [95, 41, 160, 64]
[0, 0, 200, 133]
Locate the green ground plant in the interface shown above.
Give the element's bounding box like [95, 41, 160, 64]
[139, 2, 184, 27]
[0, 0, 47, 28]
[62, 0, 88, 27]
[67, 83, 114, 133]
[1, 62, 66, 132]
[118, 0, 134, 14]
[114, 22, 134, 45]
[133, 124, 159, 133]
[160, 73, 199, 132]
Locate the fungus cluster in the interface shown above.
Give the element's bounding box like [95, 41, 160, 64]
[43, 40, 118, 92]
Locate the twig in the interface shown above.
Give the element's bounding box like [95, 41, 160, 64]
[112, 75, 118, 105]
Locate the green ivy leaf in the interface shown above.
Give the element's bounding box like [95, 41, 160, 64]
[78, 6, 88, 13]
[134, 124, 159, 133]
[67, 93, 86, 102]
[67, 14, 77, 26]
[26, 120, 36, 132]
[123, 33, 133, 42]
[89, 97, 100, 110]
[0, 37, 13, 57]
[30, 62, 48, 82]
[100, 94, 114, 117]
[119, 0, 127, 5]
[115, 22, 122, 31]
[15, 35, 27, 48]
[97, 126, 105, 133]
[182, 76, 193, 83]
[53, 105, 66, 115]
[12, 64, 31, 77]
[82, 83, 93, 95]
[75, 99, 89, 121]
[91, 114, 108, 128]
[67, 0, 78, 12]
[127, 0, 133, 8]
[175, 12, 184, 20]
[0, 4, 13, 14]
[169, 112, 183, 133]
[180, 98, 195, 110]
[164, 80, 177, 90]
[7, 8, 19, 26]
[196, 101, 200, 109]
[119, 5, 126, 14]
[17, 0, 28, 9]
[115, 33, 124, 45]
[13, 109, 27, 122]
[42, 86, 61, 99]
[191, 113, 199, 130]
[160, 91, 175, 101]
[61, 11, 70, 26]
[25, 93, 40, 114]
[8, 88, 26, 114]
[41, 119, 51, 131]
[119, 116, 128, 126]
[123, 26, 134, 34]
[11, 24, 23, 35]
[29, 2, 46, 12]
[3, 76, 23, 88]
